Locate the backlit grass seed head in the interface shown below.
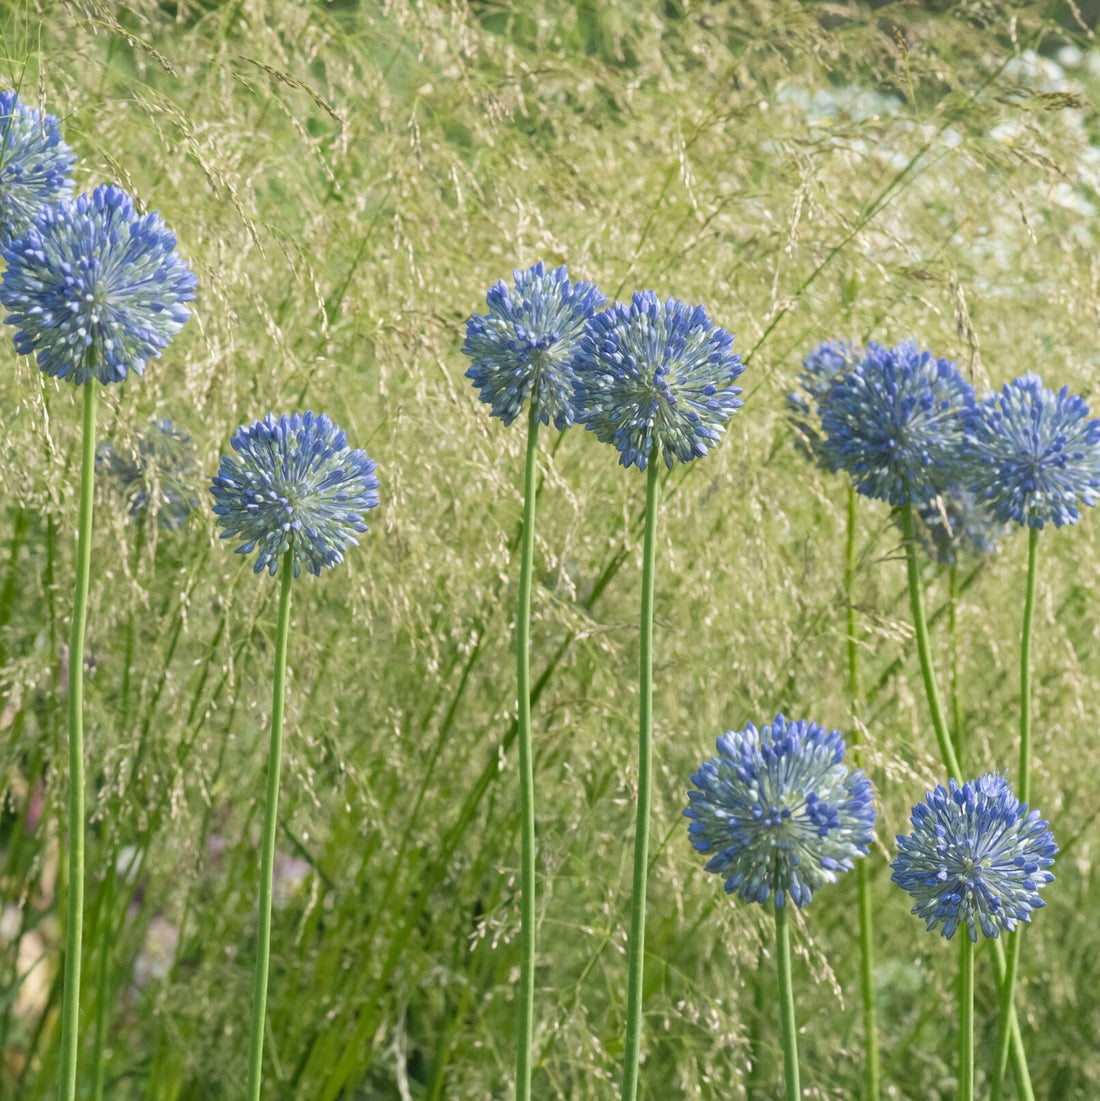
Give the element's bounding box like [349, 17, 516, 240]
[963, 375, 1100, 529]
[0, 184, 196, 385]
[891, 774, 1057, 942]
[573, 290, 744, 470]
[462, 261, 605, 430]
[820, 340, 974, 506]
[685, 714, 875, 910]
[211, 412, 380, 579]
[788, 339, 861, 468]
[0, 90, 75, 247]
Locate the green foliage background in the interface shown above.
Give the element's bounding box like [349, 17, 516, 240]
[0, 1, 1099, 1097]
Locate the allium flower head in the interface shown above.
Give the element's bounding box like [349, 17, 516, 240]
[788, 339, 861, 467]
[891, 774, 1057, 942]
[573, 290, 744, 470]
[462, 261, 605, 430]
[210, 412, 380, 578]
[0, 184, 196, 385]
[97, 419, 199, 530]
[820, 340, 974, 506]
[963, 374, 1100, 529]
[0, 90, 75, 246]
[684, 714, 875, 909]
[913, 483, 1003, 566]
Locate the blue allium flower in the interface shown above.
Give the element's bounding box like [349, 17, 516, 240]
[891, 774, 1057, 942]
[0, 90, 75, 247]
[573, 291, 744, 470]
[788, 339, 861, 467]
[913, 483, 1003, 566]
[210, 412, 380, 578]
[0, 184, 196, 385]
[684, 714, 876, 909]
[462, 261, 605, 430]
[963, 375, 1100, 529]
[820, 341, 974, 506]
[97, 419, 199, 530]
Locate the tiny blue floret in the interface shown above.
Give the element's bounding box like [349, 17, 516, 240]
[684, 714, 875, 910]
[573, 290, 744, 470]
[891, 774, 1057, 942]
[819, 340, 974, 506]
[963, 374, 1100, 529]
[0, 89, 75, 247]
[0, 184, 196, 385]
[462, 261, 605, 430]
[210, 412, 380, 578]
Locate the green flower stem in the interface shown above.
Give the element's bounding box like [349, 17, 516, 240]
[948, 562, 963, 765]
[621, 448, 660, 1101]
[845, 486, 880, 1101]
[58, 379, 97, 1101]
[959, 935, 975, 1101]
[991, 525, 1040, 1101]
[515, 407, 540, 1101]
[901, 502, 1034, 1101]
[245, 554, 294, 1101]
[775, 902, 801, 1101]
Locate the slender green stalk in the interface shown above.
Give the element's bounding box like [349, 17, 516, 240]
[514, 407, 540, 1100]
[245, 555, 294, 1101]
[948, 562, 963, 765]
[621, 449, 660, 1101]
[959, 936, 975, 1101]
[775, 902, 801, 1101]
[845, 485, 880, 1101]
[991, 526, 1040, 1101]
[58, 379, 98, 1101]
[901, 501, 1034, 1101]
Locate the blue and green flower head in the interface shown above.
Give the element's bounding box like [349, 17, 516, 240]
[573, 290, 744, 470]
[963, 374, 1100, 529]
[685, 714, 875, 909]
[820, 340, 974, 506]
[788, 339, 861, 467]
[0, 184, 196, 385]
[462, 261, 605, 430]
[210, 412, 380, 578]
[0, 89, 75, 246]
[891, 773, 1057, 942]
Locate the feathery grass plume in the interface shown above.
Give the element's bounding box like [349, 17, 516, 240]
[461, 260, 604, 1101]
[0, 180, 194, 1101]
[573, 290, 743, 1101]
[963, 375, 1100, 530]
[97, 419, 200, 530]
[787, 338, 861, 467]
[686, 714, 874, 1099]
[1, 185, 196, 385]
[211, 410, 379, 1101]
[0, 88, 75, 247]
[820, 340, 974, 507]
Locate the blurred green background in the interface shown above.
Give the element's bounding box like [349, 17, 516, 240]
[1, 1, 1099, 1097]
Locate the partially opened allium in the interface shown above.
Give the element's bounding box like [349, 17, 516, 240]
[685, 714, 875, 909]
[963, 374, 1100, 529]
[913, 483, 1003, 566]
[820, 341, 974, 506]
[788, 339, 861, 467]
[211, 412, 380, 578]
[0, 90, 75, 246]
[0, 184, 196, 385]
[462, 261, 605, 430]
[574, 291, 744, 470]
[891, 774, 1057, 942]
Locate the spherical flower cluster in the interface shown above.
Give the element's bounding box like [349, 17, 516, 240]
[0, 184, 196, 386]
[913, 483, 1003, 566]
[210, 412, 380, 578]
[574, 291, 744, 470]
[684, 714, 875, 909]
[462, 261, 605, 430]
[820, 340, 974, 507]
[0, 89, 75, 247]
[891, 774, 1057, 942]
[787, 339, 861, 467]
[963, 374, 1100, 530]
[97, 419, 199, 530]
